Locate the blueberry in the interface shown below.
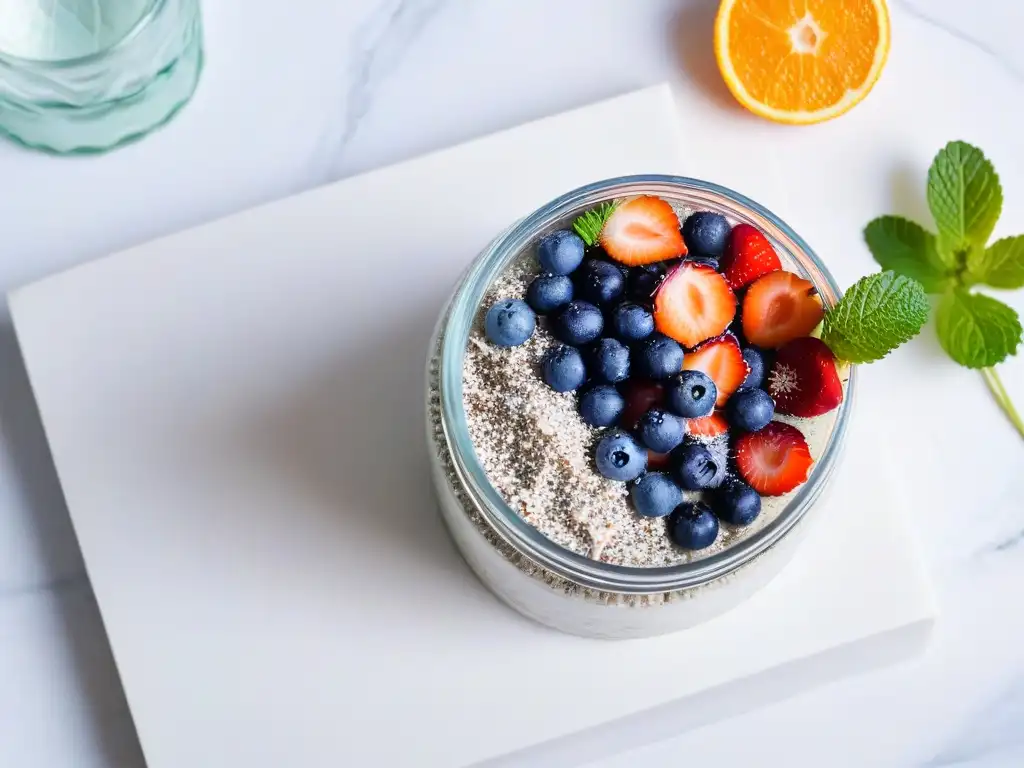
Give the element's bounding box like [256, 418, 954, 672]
[576, 259, 626, 306]
[637, 333, 685, 379]
[685, 255, 720, 272]
[667, 370, 717, 418]
[594, 430, 648, 482]
[682, 211, 731, 257]
[484, 299, 535, 347]
[673, 442, 725, 490]
[579, 385, 626, 427]
[588, 337, 630, 383]
[726, 388, 775, 432]
[526, 273, 574, 314]
[630, 472, 682, 518]
[741, 346, 768, 389]
[554, 301, 604, 346]
[669, 501, 720, 550]
[537, 230, 585, 275]
[628, 263, 667, 302]
[637, 408, 685, 453]
[611, 302, 655, 343]
[711, 476, 762, 526]
[542, 344, 587, 392]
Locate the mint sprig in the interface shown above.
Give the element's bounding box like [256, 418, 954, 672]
[571, 201, 617, 246]
[865, 140, 1024, 440]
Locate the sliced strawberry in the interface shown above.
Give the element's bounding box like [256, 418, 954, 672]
[599, 196, 687, 266]
[721, 223, 782, 290]
[681, 334, 749, 407]
[741, 271, 824, 349]
[685, 411, 729, 440]
[734, 422, 813, 496]
[768, 337, 844, 417]
[619, 380, 665, 430]
[654, 262, 737, 348]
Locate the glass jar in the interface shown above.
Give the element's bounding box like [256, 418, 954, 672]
[426, 176, 855, 639]
[0, 0, 202, 154]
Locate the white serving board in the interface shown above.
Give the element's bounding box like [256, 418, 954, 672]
[9, 85, 935, 768]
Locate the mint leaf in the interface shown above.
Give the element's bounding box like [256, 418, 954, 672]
[863, 215, 952, 292]
[571, 201, 617, 247]
[967, 235, 1024, 289]
[926, 141, 1003, 258]
[935, 288, 1022, 368]
[821, 271, 930, 363]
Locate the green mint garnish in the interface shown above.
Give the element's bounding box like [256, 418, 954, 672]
[571, 201, 617, 246]
[821, 271, 929, 364]
[864, 140, 1024, 440]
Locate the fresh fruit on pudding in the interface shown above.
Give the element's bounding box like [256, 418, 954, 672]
[673, 442, 726, 490]
[579, 385, 626, 427]
[527, 273, 574, 314]
[768, 336, 844, 417]
[611, 302, 655, 343]
[598, 196, 687, 266]
[725, 387, 775, 433]
[734, 421, 813, 496]
[682, 210, 731, 257]
[740, 345, 768, 389]
[742, 271, 825, 348]
[537, 229, 586, 275]
[554, 300, 604, 345]
[631, 472, 683, 518]
[637, 408, 686, 453]
[685, 411, 729, 440]
[681, 334, 748, 407]
[577, 259, 627, 306]
[669, 501, 720, 550]
[667, 369, 717, 418]
[542, 344, 587, 392]
[720, 223, 782, 290]
[637, 333, 686, 380]
[484, 299, 536, 347]
[588, 337, 631, 384]
[595, 430, 648, 482]
[619, 379, 666, 429]
[654, 262, 737, 348]
[711, 476, 762, 526]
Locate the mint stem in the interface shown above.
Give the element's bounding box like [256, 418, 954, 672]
[981, 367, 1024, 440]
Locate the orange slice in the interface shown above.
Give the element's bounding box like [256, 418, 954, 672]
[714, 0, 891, 124]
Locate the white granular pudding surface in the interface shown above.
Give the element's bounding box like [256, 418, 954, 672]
[462, 251, 841, 568]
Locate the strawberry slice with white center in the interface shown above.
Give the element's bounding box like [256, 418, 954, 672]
[768, 336, 844, 417]
[720, 223, 782, 290]
[685, 411, 729, 440]
[741, 270, 824, 349]
[599, 196, 687, 266]
[734, 421, 813, 496]
[681, 334, 749, 407]
[654, 262, 737, 348]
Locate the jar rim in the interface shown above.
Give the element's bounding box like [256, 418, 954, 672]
[439, 174, 856, 594]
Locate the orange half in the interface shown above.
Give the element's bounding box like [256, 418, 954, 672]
[714, 0, 890, 124]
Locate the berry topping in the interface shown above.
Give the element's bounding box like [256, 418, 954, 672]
[619, 379, 666, 429]
[666, 369, 717, 418]
[741, 271, 824, 349]
[767, 336, 844, 417]
[526, 273, 574, 314]
[646, 450, 673, 471]
[669, 501, 719, 550]
[685, 255, 720, 272]
[672, 442, 726, 490]
[588, 337, 630, 383]
[637, 333, 685, 380]
[537, 229, 585, 275]
[553, 301, 604, 346]
[725, 387, 775, 433]
[637, 408, 686, 453]
[627, 263, 668, 301]
[682, 211, 731, 257]
[599, 195, 687, 266]
[579, 384, 626, 427]
[720, 223, 782, 290]
[484, 299, 535, 347]
[740, 345, 769, 389]
[541, 344, 587, 392]
[576, 259, 627, 306]
[711, 476, 762, 526]
[594, 430, 648, 482]
[611, 301, 655, 343]
[630, 472, 682, 518]
[734, 421, 813, 496]
[654, 262, 737, 348]
[680, 334, 749, 407]
[685, 411, 729, 440]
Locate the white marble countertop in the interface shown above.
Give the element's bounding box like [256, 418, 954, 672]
[1, 1, 1023, 766]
